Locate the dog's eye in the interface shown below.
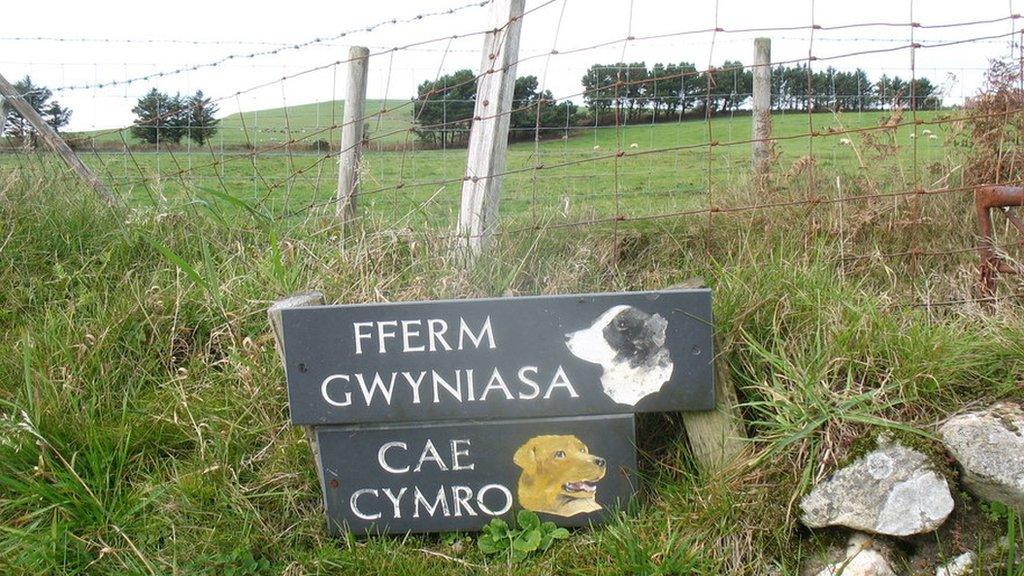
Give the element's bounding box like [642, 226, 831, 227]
[553, 450, 566, 459]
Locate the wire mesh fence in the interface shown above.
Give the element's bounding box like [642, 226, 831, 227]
[2, 0, 1023, 307]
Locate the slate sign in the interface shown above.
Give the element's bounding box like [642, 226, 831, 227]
[280, 289, 714, 426]
[317, 415, 636, 534]
[274, 288, 716, 535]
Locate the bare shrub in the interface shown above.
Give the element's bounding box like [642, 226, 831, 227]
[959, 58, 1024, 185]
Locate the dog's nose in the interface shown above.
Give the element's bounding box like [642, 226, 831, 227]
[594, 457, 606, 468]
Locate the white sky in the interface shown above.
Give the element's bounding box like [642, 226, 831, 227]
[1, 0, 1019, 131]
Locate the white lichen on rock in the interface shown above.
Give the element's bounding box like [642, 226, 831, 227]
[800, 439, 954, 536]
[940, 402, 1024, 513]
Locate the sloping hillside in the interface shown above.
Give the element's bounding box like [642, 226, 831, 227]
[73, 99, 413, 148]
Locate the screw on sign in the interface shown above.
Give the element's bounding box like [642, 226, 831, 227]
[270, 289, 716, 534]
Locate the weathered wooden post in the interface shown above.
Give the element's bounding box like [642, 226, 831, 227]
[456, 0, 525, 259]
[337, 46, 370, 222]
[673, 278, 747, 473]
[751, 37, 772, 176]
[679, 343, 747, 472]
[0, 71, 120, 207]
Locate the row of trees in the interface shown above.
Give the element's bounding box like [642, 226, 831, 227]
[412, 70, 575, 147]
[130, 89, 220, 145]
[0, 76, 72, 147]
[581, 62, 941, 122]
[409, 62, 942, 144]
[0, 78, 220, 148]
[5, 63, 940, 150]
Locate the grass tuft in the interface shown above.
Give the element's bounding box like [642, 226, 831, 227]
[1, 132, 1022, 574]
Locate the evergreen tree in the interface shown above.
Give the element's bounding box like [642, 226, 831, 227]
[412, 69, 477, 147]
[622, 62, 649, 121]
[131, 89, 186, 144]
[581, 64, 617, 118]
[182, 90, 219, 145]
[909, 78, 941, 110]
[509, 75, 576, 140]
[2, 76, 72, 147]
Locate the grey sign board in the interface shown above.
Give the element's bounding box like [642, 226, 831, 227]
[281, 289, 714, 426]
[316, 415, 637, 534]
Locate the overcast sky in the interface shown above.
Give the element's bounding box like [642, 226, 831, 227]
[1, 0, 1019, 131]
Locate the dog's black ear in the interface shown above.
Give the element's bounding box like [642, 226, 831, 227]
[513, 441, 536, 472]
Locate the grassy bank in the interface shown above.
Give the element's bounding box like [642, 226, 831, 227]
[1, 141, 1022, 574]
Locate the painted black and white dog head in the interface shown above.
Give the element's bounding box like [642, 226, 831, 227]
[565, 305, 673, 406]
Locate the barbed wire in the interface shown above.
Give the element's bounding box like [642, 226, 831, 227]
[3, 2, 1023, 308]
[45, 10, 1004, 162]
[14, 0, 493, 96]
[57, 0, 561, 148]
[51, 77, 1016, 204]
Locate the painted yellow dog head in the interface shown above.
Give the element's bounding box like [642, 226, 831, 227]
[513, 435, 606, 517]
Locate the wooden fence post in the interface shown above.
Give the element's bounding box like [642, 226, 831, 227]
[673, 278, 748, 473]
[751, 37, 772, 176]
[337, 46, 370, 222]
[680, 337, 748, 472]
[268, 291, 328, 486]
[455, 0, 525, 259]
[0, 71, 120, 207]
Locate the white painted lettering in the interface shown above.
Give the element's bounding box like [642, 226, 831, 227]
[378, 441, 409, 474]
[452, 486, 476, 517]
[350, 488, 381, 520]
[451, 439, 474, 471]
[402, 371, 426, 404]
[353, 322, 374, 355]
[476, 484, 513, 516]
[518, 366, 540, 400]
[321, 374, 352, 407]
[463, 369, 475, 402]
[401, 320, 425, 352]
[427, 319, 451, 351]
[376, 320, 398, 353]
[414, 439, 447, 472]
[431, 370, 462, 403]
[480, 367, 513, 401]
[355, 372, 396, 405]
[459, 316, 496, 350]
[413, 487, 450, 518]
[382, 487, 407, 518]
[544, 365, 579, 399]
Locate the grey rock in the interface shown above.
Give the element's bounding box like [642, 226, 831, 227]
[940, 402, 1024, 513]
[813, 533, 895, 576]
[800, 440, 954, 536]
[935, 551, 974, 576]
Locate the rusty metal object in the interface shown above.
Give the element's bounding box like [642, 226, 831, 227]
[975, 185, 1024, 298]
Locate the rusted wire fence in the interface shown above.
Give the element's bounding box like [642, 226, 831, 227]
[2, 0, 1023, 306]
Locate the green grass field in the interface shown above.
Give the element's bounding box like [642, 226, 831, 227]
[1, 106, 1021, 575]
[72, 99, 414, 148]
[50, 107, 952, 231]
